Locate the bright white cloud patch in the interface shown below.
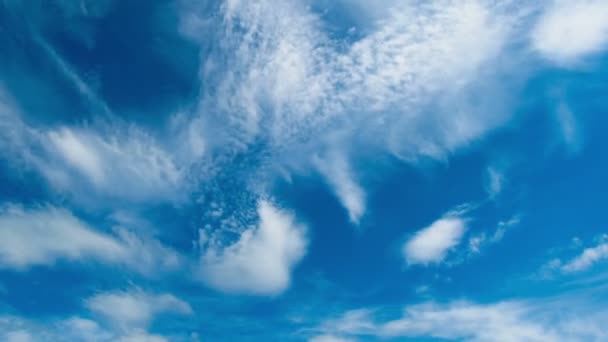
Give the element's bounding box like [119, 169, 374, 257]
[86, 290, 192, 329]
[403, 214, 467, 265]
[532, 0, 608, 64]
[0, 205, 179, 274]
[199, 200, 307, 295]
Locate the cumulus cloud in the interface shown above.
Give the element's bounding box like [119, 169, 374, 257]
[85, 290, 192, 329]
[531, 0, 608, 64]
[403, 209, 468, 265]
[0, 205, 179, 274]
[198, 200, 307, 295]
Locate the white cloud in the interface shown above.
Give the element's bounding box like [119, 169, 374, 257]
[309, 335, 356, 342]
[0, 205, 180, 274]
[317, 297, 608, 342]
[531, 0, 608, 64]
[41, 127, 184, 203]
[178, 0, 522, 199]
[314, 151, 365, 224]
[85, 290, 192, 329]
[199, 200, 307, 295]
[561, 240, 608, 273]
[0, 204, 124, 269]
[403, 212, 467, 265]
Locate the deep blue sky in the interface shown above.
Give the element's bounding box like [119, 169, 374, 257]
[1, 1, 608, 341]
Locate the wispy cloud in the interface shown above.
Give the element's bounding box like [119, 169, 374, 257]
[85, 289, 192, 330]
[314, 295, 608, 341]
[0, 289, 192, 342]
[0, 204, 180, 275]
[314, 150, 365, 224]
[561, 236, 608, 273]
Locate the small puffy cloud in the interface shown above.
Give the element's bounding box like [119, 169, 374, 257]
[531, 0, 608, 64]
[0, 205, 180, 274]
[403, 211, 467, 265]
[199, 200, 307, 295]
[85, 290, 192, 329]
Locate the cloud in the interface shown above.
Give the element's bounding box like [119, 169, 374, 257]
[178, 0, 522, 200]
[85, 289, 192, 329]
[0, 87, 198, 206]
[403, 209, 468, 265]
[314, 150, 365, 224]
[41, 126, 184, 204]
[0, 291, 189, 341]
[0, 204, 179, 274]
[468, 216, 519, 255]
[485, 166, 505, 199]
[561, 239, 608, 273]
[554, 102, 583, 154]
[531, 0, 608, 64]
[309, 335, 356, 342]
[316, 297, 608, 342]
[198, 200, 307, 295]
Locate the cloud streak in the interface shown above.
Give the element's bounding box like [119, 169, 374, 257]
[0, 204, 180, 275]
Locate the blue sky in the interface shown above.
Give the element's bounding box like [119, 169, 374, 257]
[1, 0, 608, 341]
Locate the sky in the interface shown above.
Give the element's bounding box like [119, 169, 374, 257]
[0, 0, 608, 341]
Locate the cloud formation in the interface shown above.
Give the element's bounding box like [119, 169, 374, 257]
[531, 0, 608, 64]
[0, 205, 179, 274]
[316, 297, 608, 342]
[561, 238, 608, 273]
[403, 210, 468, 265]
[198, 200, 307, 295]
[85, 290, 192, 329]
